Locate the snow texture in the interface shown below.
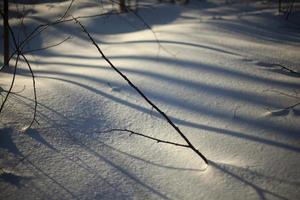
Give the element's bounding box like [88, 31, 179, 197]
[0, 0, 300, 199]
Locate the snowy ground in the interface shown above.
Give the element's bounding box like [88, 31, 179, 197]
[1, 0, 300, 199]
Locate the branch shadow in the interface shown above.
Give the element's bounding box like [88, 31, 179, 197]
[209, 160, 297, 200]
[12, 70, 300, 154]
[0, 128, 22, 157]
[1, 93, 175, 199]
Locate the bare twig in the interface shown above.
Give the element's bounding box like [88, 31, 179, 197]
[0, 2, 116, 128]
[0, 0, 75, 69]
[15, 0, 75, 53]
[1, 12, 38, 129]
[74, 18, 208, 164]
[58, 0, 75, 21]
[100, 129, 190, 148]
[0, 0, 76, 125]
[0, 11, 116, 72]
[19, 54, 38, 128]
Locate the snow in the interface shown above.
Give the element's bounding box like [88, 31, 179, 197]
[1, 0, 300, 199]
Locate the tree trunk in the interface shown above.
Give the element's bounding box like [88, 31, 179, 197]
[119, 0, 126, 12]
[279, 0, 281, 12]
[3, 0, 9, 66]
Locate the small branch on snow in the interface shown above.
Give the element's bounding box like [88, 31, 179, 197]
[74, 18, 208, 165]
[0, 11, 38, 130]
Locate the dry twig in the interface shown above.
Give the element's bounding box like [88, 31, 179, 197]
[74, 18, 208, 164]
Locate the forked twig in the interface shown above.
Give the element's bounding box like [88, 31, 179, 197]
[0, 12, 38, 129]
[74, 18, 208, 164]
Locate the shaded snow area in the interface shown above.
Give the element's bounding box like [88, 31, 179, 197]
[1, 0, 300, 199]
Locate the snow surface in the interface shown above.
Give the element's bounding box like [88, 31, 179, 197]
[1, 0, 300, 199]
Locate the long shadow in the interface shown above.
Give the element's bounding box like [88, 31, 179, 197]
[10, 81, 300, 153]
[26, 53, 300, 90]
[0, 128, 24, 157]
[7, 92, 171, 199]
[0, 128, 79, 199]
[16, 64, 287, 109]
[2, 127, 127, 198]
[2, 85, 172, 198]
[18, 63, 299, 139]
[10, 0, 69, 4]
[33, 108, 297, 200]
[26, 128, 57, 151]
[0, 171, 31, 188]
[198, 1, 300, 44]
[22, 93, 297, 199]
[0, 0, 182, 57]
[107, 55, 300, 89]
[209, 160, 293, 200]
[49, 123, 173, 200]
[23, 75, 300, 153]
[24, 158, 79, 199]
[0, 128, 32, 188]
[95, 138, 203, 172]
[79, 141, 172, 200]
[33, 38, 242, 57]
[207, 16, 300, 44]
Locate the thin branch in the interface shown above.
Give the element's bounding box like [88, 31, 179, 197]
[15, 6, 73, 52]
[0, 0, 76, 65]
[20, 54, 38, 129]
[100, 129, 190, 148]
[0, 4, 115, 127]
[58, 0, 75, 21]
[0, 11, 117, 71]
[3, 13, 38, 129]
[74, 18, 208, 164]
